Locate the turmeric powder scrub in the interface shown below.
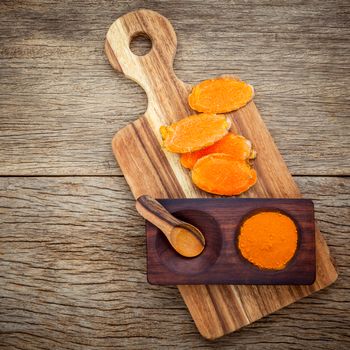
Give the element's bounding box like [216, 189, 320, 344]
[238, 211, 298, 270]
[170, 226, 204, 258]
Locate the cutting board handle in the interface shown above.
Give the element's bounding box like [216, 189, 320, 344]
[105, 9, 188, 106]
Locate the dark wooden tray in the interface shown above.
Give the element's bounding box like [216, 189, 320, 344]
[146, 198, 315, 285]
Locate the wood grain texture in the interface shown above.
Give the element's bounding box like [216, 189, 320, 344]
[0, 0, 349, 348]
[107, 9, 337, 339]
[0, 176, 349, 349]
[0, 0, 349, 176]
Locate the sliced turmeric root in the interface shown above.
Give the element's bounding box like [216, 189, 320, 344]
[189, 77, 254, 113]
[247, 168, 257, 191]
[191, 153, 257, 195]
[180, 133, 255, 169]
[160, 114, 231, 153]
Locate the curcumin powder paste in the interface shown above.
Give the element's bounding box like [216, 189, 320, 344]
[238, 211, 298, 270]
[170, 226, 204, 258]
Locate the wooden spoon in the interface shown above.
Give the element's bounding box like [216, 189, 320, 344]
[136, 195, 205, 258]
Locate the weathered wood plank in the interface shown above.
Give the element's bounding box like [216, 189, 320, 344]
[0, 176, 348, 348]
[0, 0, 349, 348]
[0, 0, 349, 176]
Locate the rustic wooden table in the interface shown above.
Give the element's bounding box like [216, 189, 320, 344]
[1, 1, 349, 349]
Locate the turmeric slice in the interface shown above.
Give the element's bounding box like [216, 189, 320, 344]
[160, 114, 231, 153]
[189, 77, 254, 113]
[238, 211, 298, 270]
[180, 133, 255, 169]
[248, 168, 257, 187]
[191, 153, 256, 195]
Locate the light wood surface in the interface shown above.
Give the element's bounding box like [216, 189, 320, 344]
[0, 0, 349, 348]
[0, 176, 348, 349]
[107, 9, 337, 339]
[1, 0, 349, 177]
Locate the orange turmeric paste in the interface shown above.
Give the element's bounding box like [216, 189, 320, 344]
[170, 226, 204, 258]
[238, 211, 298, 270]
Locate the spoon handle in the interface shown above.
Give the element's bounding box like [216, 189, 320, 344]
[135, 195, 180, 238]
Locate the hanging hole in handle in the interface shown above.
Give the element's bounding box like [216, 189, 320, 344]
[129, 32, 152, 56]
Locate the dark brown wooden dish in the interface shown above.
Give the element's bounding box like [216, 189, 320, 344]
[146, 198, 315, 285]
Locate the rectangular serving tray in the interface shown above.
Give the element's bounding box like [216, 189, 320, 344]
[146, 198, 315, 285]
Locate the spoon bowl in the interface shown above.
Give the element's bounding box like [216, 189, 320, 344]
[169, 223, 205, 257]
[136, 195, 206, 258]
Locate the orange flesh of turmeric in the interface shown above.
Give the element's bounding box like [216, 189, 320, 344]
[247, 168, 257, 187]
[180, 133, 255, 169]
[238, 211, 298, 270]
[189, 77, 254, 114]
[191, 153, 256, 195]
[160, 114, 231, 153]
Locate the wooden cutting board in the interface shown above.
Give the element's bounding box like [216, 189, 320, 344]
[105, 9, 338, 339]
